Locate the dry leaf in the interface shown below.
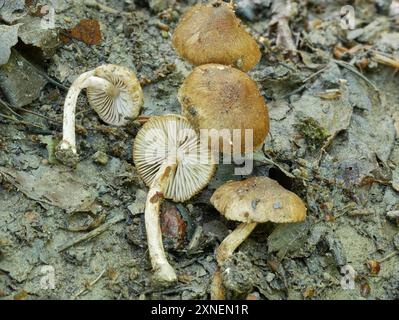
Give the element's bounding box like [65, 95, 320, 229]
[62, 19, 102, 45]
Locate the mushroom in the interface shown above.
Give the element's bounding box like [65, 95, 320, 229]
[211, 176, 306, 265]
[178, 64, 269, 155]
[133, 114, 216, 284]
[56, 64, 143, 165]
[172, 1, 261, 71]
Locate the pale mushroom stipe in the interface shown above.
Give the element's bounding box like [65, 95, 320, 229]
[56, 64, 143, 166]
[133, 114, 216, 285]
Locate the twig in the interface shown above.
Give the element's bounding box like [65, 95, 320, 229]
[0, 98, 22, 118]
[14, 106, 61, 125]
[377, 251, 398, 263]
[282, 65, 329, 98]
[333, 59, 380, 93]
[72, 269, 107, 299]
[373, 51, 399, 69]
[257, 146, 296, 179]
[11, 48, 68, 91]
[57, 214, 125, 252]
[0, 98, 61, 125]
[0, 112, 47, 130]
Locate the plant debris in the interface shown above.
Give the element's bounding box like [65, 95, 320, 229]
[61, 19, 102, 45]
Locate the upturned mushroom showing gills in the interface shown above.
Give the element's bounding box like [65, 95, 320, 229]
[211, 176, 307, 265]
[133, 114, 216, 285]
[172, 1, 261, 71]
[178, 64, 269, 155]
[56, 64, 143, 166]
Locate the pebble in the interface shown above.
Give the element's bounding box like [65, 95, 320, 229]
[266, 272, 275, 282]
[92, 151, 109, 165]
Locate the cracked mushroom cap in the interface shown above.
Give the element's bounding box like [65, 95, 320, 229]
[172, 1, 261, 71]
[87, 64, 143, 126]
[211, 177, 307, 223]
[178, 64, 269, 154]
[133, 114, 216, 202]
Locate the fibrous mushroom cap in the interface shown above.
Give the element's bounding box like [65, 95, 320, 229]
[210, 176, 307, 223]
[133, 114, 216, 202]
[178, 64, 269, 154]
[87, 64, 143, 126]
[172, 1, 261, 71]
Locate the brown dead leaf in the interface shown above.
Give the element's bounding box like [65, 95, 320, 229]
[160, 205, 187, 250]
[0, 166, 97, 213]
[62, 19, 102, 45]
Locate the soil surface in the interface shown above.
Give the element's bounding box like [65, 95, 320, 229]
[0, 0, 398, 300]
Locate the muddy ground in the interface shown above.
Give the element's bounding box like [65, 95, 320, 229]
[0, 0, 398, 300]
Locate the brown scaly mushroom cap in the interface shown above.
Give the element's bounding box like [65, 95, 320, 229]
[133, 114, 215, 285]
[172, 1, 261, 71]
[211, 176, 307, 223]
[178, 64, 269, 154]
[209, 176, 306, 299]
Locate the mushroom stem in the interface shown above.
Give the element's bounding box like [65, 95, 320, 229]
[210, 268, 225, 300]
[216, 222, 257, 265]
[145, 160, 178, 285]
[58, 71, 114, 154]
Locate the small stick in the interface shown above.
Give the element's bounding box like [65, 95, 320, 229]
[0, 112, 46, 130]
[282, 65, 329, 98]
[0, 98, 61, 125]
[373, 51, 399, 69]
[11, 49, 68, 91]
[0, 98, 22, 118]
[57, 214, 124, 252]
[14, 106, 61, 125]
[210, 268, 225, 300]
[333, 59, 380, 93]
[377, 251, 398, 263]
[72, 269, 107, 299]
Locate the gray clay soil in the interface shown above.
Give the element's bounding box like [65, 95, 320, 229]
[0, 0, 399, 300]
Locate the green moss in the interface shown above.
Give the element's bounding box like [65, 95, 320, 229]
[296, 117, 330, 151]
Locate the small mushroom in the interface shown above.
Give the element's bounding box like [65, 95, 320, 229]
[211, 176, 306, 265]
[172, 1, 261, 71]
[56, 64, 143, 165]
[133, 114, 215, 285]
[178, 64, 269, 155]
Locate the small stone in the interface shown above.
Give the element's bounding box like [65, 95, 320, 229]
[129, 267, 139, 281]
[92, 151, 108, 165]
[161, 30, 169, 39]
[0, 50, 47, 107]
[0, 0, 26, 23]
[127, 189, 147, 216]
[0, 24, 20, 66]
